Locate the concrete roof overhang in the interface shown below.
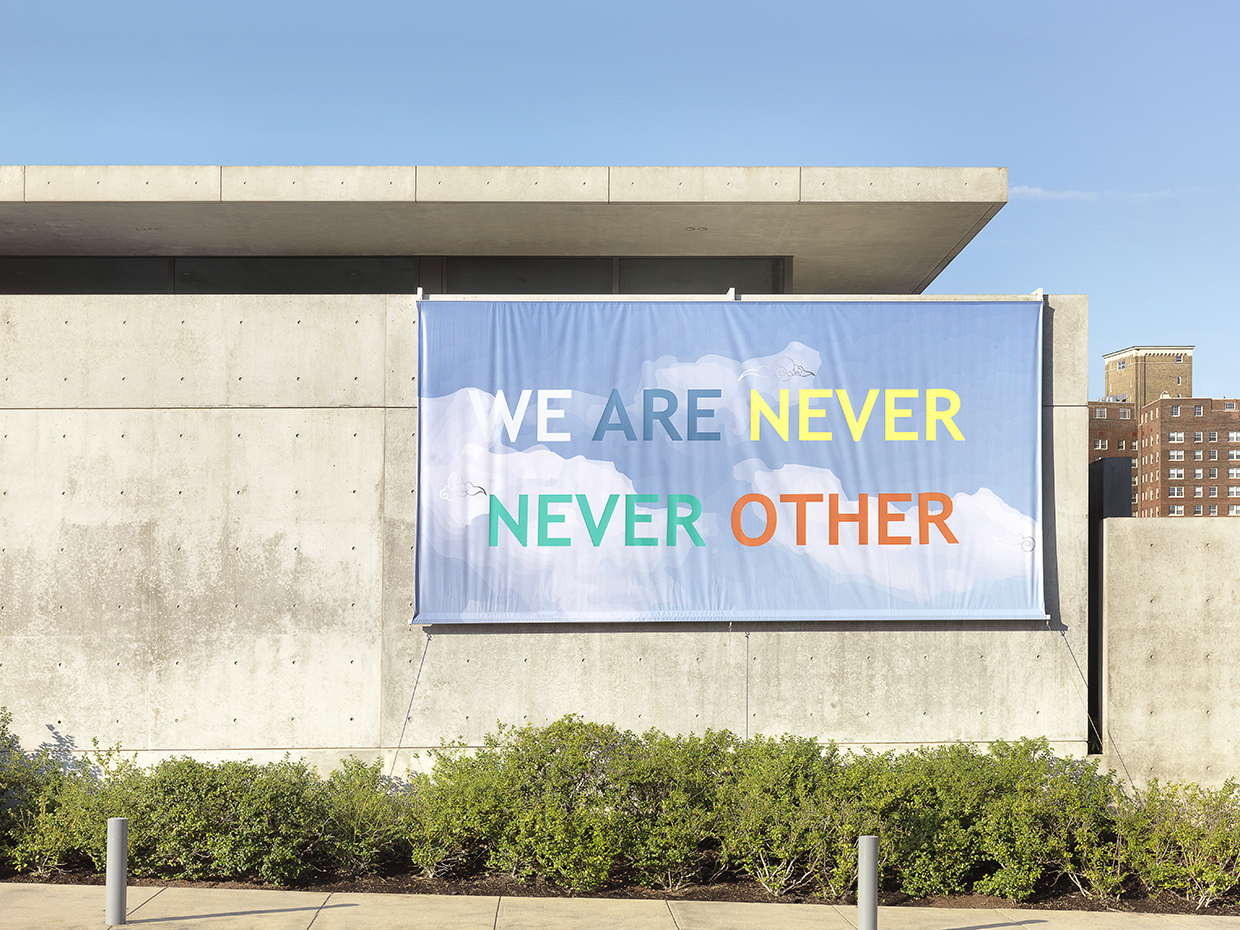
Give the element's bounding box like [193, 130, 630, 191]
[0, 166, 1006, 294]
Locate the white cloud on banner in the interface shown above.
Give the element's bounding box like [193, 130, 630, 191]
[421, 390, 718, 614]
[579, 342, 823, 445]
[736, 461, 1040, 601]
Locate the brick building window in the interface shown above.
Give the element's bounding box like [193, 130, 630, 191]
[1194, 487, 1203, 497]
[1210, 468, 1218, 479]
[1169, 487, 1184, 497]
[1195, 450, 1204, 461]
[1226, 401, 1236, 410]
[1094, 439, 1107, 450]
[1194, 432, 1204, 442]
[1230, 505, 1240, 516]
[1168, 468, 1184, 479]
[1210, 450, 1219, 460]
[1095, 407, 1107, 418]
[1230, 431, 1240, 442]
[1210, 504, 1218, 515]
[1118, 408, 1131, 419]
[1169, 450, 1184, 461]
[1230, 487, 1240, 497]
[1194, 469, 1204, 479]
[1118, 359, 1126, 369]
[1169, 431, 1184, 442]
[1176, 354, 1184, 362]
[1170, 504, 1185, 515]
[1196, 405, 1205, 416]
[1230, 468, 1240, 479]
[1231, 450, 1240, 461]
[1194, 505, 1203, 515]
[1171, 406, 1181, 416]
[1209, 487, 1218, 497]
[1209, 431, 1218, 442]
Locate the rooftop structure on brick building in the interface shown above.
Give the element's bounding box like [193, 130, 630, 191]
[1103, 345, 1193, 412]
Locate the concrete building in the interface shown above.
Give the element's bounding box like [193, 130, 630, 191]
[0, 165, 1093, 774]
[1103, 345, 1193, 411]
[1135, 396, 1240, 517]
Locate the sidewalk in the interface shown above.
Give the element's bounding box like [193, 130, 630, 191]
[4, 883, 1240, 930]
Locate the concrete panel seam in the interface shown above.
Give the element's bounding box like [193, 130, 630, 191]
[1050, 621, 1092, 744]
[388, 633, 432, 778]
[381, 300, 391, 758]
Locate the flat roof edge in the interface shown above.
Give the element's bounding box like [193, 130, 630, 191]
[423, 293, 1048, 302]
[5, 166, 1007, 205]
[1103, 346, 1195, 357]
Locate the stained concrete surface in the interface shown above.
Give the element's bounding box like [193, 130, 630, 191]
[1, 291, 1089, 771]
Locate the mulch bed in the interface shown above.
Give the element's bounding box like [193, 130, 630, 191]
[4, 865, 1239, 916]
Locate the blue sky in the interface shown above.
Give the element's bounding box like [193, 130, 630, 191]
[2, 0, 1235, 401]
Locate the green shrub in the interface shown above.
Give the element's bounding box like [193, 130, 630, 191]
[321, 757, 414, 876]
[0, 708, 60, 867]
[812, 750, 903, 899]
[970, 742, 1120, 901]
[1123, 779, 1240, 909]
[715, 733, 837, 896]
[886, 743, 995, 897]
[425, 717, 644, 891]
[487, 717, 641, 891]
[405, 767, 475, 878]
[208, 757, 329, 884]
[882, 739, 1124, 902]
[24, 712, 1240, 907]
[6, 739, 137, 875]
[10, 751, 329, 885]
[1027, 753, 1128, 902]
[624, 728, 735, 890]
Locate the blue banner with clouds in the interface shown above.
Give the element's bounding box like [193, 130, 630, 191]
[416, 300, 1044, 622]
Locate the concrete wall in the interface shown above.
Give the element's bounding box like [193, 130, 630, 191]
[1102, 517, 1240, 786]
[0, 293, 1090, 772]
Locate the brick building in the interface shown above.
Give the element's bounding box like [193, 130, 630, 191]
[1135, 397, 1240, 517]
[1089, 400, 1138, 514]
[1103, 345, 1193, 411]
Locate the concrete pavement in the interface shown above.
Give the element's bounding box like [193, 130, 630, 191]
[4, 883, 1240, 930]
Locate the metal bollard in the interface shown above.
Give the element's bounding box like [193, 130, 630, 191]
[105, 817, 128, 926]
[858, 834, 878, 930]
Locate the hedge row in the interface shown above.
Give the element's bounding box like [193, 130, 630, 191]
[4, 709, 1240, 907]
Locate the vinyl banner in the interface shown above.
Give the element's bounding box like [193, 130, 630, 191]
[416, 300, 1044, 623]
